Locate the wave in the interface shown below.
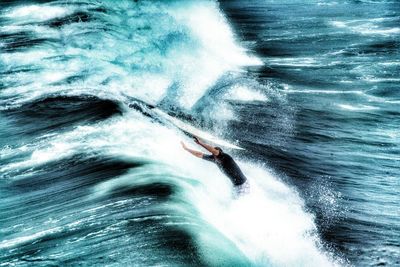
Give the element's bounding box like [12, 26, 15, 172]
[0, 0, 340, 266]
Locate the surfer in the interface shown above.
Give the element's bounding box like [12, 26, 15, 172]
[181, 137, 248, 193]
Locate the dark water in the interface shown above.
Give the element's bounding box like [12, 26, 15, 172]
[220, 0, 400, 266]
[0, 0, 398, 266]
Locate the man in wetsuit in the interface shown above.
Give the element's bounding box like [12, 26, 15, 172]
[181, 137, 248, 189]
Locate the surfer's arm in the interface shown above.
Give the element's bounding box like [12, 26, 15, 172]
[194, 137, 219, 156]
[181, 141, 203, 158]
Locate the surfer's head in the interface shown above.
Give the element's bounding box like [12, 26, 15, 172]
[214, 147, 223, 157]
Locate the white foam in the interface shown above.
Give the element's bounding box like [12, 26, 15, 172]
[180, 3, 261, 67]
[4, 5, 73, 22]
[225, 85, 268, 102]
[338, 104, 379, 111]
[164, 1, 262, 108]
[285, 89, 363, 95]
[363, 77, 400, 83]
[331, 21, 347, 28]
[267, 57, 318, 67]
[330, 20, 400, 36]
[0, 227, 62, 249]
[384, 100, 400, 104]
[357, 27, 400, 36]
[191, 164, 340, 266]
[378, 61, 400, 66]
[0, 139, 78, 174]
[317, 2, 338, 6]
[0, 25, 59, 38]
[0, 49, 51, 66]
[380, 129, 399, 139]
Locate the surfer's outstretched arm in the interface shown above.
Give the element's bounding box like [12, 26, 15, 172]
[181, 141, 203, 158]
[194, 137, 220, 156]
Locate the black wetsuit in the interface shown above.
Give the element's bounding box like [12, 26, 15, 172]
[202, 151, 247, 186]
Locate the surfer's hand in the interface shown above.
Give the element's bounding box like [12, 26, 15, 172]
[180, 141, 187, 150]
[194, 137, 200, 144]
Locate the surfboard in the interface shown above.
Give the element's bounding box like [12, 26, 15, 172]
[126, 97, 244, 150]
[153, 109, 244, 150]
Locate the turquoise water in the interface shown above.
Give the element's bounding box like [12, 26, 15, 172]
[1, 0, 399, 266]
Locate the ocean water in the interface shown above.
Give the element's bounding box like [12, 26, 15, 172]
[0, 0, 398, 266]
